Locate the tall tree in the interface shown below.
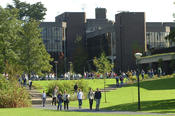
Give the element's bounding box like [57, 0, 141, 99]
[165, 2, 175, 42]
[93, 52, 114, 103]
[20, 20, 53, 78]
[72, 36, 88, 74]
[0, 7, 23, 75]
[7, 0, 47, 21]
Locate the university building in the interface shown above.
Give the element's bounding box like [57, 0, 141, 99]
[40, 8, 175, 73]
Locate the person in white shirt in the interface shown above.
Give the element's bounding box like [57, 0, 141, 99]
[88, 88, 94, 110]
[42, 90, 46, 107]
[77, 89, 83, 109]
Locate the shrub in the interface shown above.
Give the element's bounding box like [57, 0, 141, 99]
[47, 79, 90, 101]
[0, 76, 31, 108]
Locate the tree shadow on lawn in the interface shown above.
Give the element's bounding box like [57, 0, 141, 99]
[102, 99, 175, 113]
[113, 77, 175, 90]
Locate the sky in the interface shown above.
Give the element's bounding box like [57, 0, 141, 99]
[1, 0, 175, 22]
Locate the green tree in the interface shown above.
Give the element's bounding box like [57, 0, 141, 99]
[0, 7, 23, 75]
[93, 52, 114, 75]
[20, 20, 53, 79]
[7, 0, 47, 21]
[165, 2, 175, 42]
[72, 36, 88, 74]
[93, 52, 114, 103]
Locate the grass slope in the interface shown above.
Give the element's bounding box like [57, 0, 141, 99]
[69, 77, 175, 114]
[33, 77, 175, 114]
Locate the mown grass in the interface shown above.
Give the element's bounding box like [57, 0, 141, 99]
[0, 108, 171, 116]
[33, 76, 175, 114]
[69, 77, 175, 114]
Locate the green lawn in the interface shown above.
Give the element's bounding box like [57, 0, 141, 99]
[69, 77, 175, 114]
[33, 77, 175, 114]
[0, 108, 171, 116]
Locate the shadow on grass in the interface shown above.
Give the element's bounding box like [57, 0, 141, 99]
[102, 99, 175, 113]
[113, 78, 175, 90]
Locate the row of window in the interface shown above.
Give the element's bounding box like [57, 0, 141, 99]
[41, 26, 63, 52]
[146, 32, 170, 49]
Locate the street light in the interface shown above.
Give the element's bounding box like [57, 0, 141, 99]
[62, 22, 67, 73]
[135, 52, 142, 110]
[54, 61, 58, 80]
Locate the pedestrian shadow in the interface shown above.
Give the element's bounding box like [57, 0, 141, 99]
[102, 99, 175, 113]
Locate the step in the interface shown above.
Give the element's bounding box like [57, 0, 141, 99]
[32, 98, 52, 105]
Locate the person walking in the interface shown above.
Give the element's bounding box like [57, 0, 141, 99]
[77, 89, 83, 109]
[94, 88, 101, 111]
[88, 88, 94, 110]
[52, 86, 58, 106]
[74, 83, 78, 93]
[42, 90, 46, 107]
[141, 69, 145, 80]
[57, 92, 63, 110]
[120, 75, 124, 87]
[63, 90, 70, 110]
[115, 75, 119, 88]
[28, 80, 32, 90]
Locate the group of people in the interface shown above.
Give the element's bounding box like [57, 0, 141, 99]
[42, 86, 70, 110]
[18, 76, 32, 90]
[76, 88, 102, 111]
[42, 84, 102, 111]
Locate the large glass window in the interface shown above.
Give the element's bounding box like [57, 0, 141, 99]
[40, 25, 63, 52]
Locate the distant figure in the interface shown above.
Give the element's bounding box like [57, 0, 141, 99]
[42, 91, 46, 107]
[23, 77, 27, 87]
[18, 77, 23, 86]
[141, 69, 145, 80]
[28, 80, 32, 90]
[88, 88, 94, 110]
[74, 83, 78, 93]
[115, 75, 119, 87]
[94, 88, 101, 111]
[120, 76, 124, 87]
[63, 90, 70, 110]
[57, 92, 63, 110]
[77, 89, 83, 109]
[52, 87, 58, 106]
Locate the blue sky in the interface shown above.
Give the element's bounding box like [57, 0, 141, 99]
[1, 0, 175, 22]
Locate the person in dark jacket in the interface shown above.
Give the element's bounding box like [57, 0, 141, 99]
[57, 92, 63, 110]
[94, 88, 101, 111]
[74, 83, 78, 93]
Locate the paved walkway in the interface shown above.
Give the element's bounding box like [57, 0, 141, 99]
[33, 104, 175, 115]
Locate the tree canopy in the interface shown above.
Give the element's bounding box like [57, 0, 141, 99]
[0, 7, 23, 74]
[21, 20, 53, 77]
[0, 6, 52, 79]
[93, 52, 114, 75]
[165, 2, 175, 42]
[7, 0, 47, 21]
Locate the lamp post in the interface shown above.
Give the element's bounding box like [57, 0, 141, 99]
[62, 22, 67, 74]
[134, 52, 142, 110]
[54, 61, 58, 80]
[111, 32, 114, 78]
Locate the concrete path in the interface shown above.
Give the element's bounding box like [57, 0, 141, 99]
[27, 87, 52, 104]
[33, 104, 175, 115]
